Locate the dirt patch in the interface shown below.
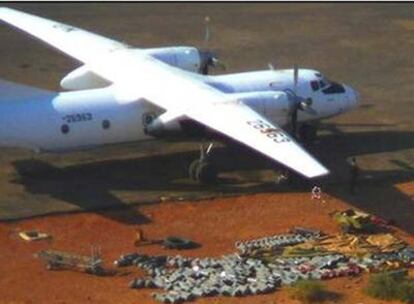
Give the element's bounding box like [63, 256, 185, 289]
[1, 184, 414, 304]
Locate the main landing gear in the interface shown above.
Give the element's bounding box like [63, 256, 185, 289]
[188, 143, 218, 184]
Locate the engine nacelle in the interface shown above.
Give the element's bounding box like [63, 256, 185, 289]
[60, 65, 110, 91]
[145, 91, 294, 138]
[144, 111, 207, 138]
[144, 112, 184, 137]
[235, 91, 292, 118]
[60, 47, 202, 91]
[145, 46, 201, 73]
[234, 91, 294, 126]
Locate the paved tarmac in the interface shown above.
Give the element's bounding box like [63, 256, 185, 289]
[0, 3, 413, 220]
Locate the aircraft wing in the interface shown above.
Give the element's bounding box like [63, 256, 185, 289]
[186, 101, 329, 178]
[0, 7, 329, 178]
[0, 7, 130, 63]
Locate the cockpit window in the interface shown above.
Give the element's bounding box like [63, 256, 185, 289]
[319, 80, 328, 88]
[322, 82, 346, 94]
[310, 80, 319, 91]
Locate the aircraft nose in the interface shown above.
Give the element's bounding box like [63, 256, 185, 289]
[346, 85, 359, 110]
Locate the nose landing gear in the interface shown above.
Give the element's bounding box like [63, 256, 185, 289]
[188, 143, 218, 184]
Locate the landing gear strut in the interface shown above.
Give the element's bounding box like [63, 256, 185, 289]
[188, 143, 217, 184]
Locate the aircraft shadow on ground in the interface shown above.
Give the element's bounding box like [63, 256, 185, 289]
[326, 165, 414, 234]
[317, 128, 414, 234]
[10, 147, 281, 225]
[11, 160, 153, 225]
[317, 127, 414, 158]
[10, 128, 414, 231]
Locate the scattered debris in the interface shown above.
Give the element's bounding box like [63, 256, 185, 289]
[19, 230, 51, 242]
[35, 246, 104, 275]
[114, 252, 141, 267]
[332, 209, 382, 233]
[160, 196, 170, 202]
[235, 227, 323, 257]
[134, 229, 163, 247]
[163, 236, 200, 250]
[118, 226, 414, 303]
[285, 233, 406, 257]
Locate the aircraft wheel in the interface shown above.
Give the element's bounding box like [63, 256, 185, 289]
[195, 161, 217, 184]
[299, 124, 317, 145]
[188, 159, 202, 181]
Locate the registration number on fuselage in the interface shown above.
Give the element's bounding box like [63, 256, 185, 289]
[62, 113, 93, 124]
[247, 119, 291, 143]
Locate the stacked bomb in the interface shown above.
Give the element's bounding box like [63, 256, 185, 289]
[235, 227, 324, 255]
[126, 254, 281, 303]
[114, 228, 414, 304]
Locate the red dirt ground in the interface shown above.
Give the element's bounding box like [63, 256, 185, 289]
[2, 183, 414, 304]
[1, 3, 414, 304]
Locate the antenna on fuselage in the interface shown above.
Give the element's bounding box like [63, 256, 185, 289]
[198, 16, 226, 75]
[203, 16, 211, 49]
[293, 63, 299, 91]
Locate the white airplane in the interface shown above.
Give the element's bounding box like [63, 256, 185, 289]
[0, 7, 359, 183]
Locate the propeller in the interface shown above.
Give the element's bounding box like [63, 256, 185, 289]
[288, 64, 317, 138]
[199, 16, 226, 75]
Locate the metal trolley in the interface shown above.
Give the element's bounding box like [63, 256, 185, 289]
[35, 246, 104, 275]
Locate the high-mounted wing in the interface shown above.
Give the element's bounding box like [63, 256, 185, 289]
[186, 101, 329, 178]
[0, 7, 228, 110]
[0, 7, 329, 178]
[0, 7, 129, 63]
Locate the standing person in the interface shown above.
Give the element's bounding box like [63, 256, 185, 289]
[349, 157, 360, 195]
[311, 185, 322, 200]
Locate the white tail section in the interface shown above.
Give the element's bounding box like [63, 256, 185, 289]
[0, 79, 56, 102]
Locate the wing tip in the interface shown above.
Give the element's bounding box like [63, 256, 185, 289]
[304, 167, 330, 179]
[0, 7, 15, 19]
[0, 7, 12, 13]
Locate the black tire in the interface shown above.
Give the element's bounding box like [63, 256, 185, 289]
[163, 236, 198, 249]
[195, 162, 217, 184]
[188, 159, 201, 181]
[92, 266, 105, 276]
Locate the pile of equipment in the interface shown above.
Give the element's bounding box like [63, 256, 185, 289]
[115, 223, 414, 303]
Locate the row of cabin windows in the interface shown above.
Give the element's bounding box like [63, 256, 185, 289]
[61, 119, 111, 135]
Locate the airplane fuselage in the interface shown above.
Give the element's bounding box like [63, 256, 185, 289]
[0, 7, 361, 179]
[0, 69, 357, 153]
